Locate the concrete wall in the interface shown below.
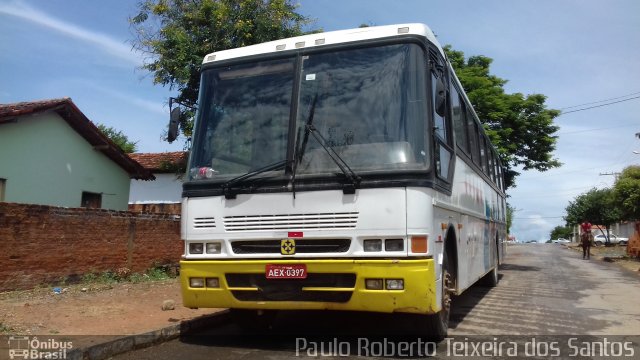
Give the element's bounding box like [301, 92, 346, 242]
[0, 112, 131, 210]
[0, 202, 182, 291]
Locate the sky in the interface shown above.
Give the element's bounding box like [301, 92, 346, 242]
[1, 0, 639, 242]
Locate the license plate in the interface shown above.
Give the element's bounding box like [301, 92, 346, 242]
[265, 264, 307, 279]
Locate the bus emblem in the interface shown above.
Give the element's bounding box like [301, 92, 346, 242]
[281, 239, 296, 255]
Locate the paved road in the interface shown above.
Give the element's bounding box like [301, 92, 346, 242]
[114, 244, 640, 359]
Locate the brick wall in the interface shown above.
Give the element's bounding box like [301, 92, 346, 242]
[0, 202, 182, 291]
[128, 202, 181, 215]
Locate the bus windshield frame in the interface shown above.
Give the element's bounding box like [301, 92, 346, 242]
[188, 41, 431, 189]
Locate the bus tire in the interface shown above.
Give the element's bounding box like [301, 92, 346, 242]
[421, 251, 452, 341]
[230, 309, 277, 333]
[480, 238, 500, 287]
[480, 266, 499, 287]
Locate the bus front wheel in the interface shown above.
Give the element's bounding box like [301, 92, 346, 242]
[421, 252, 452, 341]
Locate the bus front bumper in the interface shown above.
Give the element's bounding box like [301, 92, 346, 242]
[180, 259, 440, 314]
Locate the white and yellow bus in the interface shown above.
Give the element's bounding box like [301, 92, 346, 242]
[174, 23, 507, 339]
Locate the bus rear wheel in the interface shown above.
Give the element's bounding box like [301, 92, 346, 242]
[480, 242, 499, 287]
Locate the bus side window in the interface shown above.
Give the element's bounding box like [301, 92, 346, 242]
[451, 87, 468, 154]
[480, 136, 488, 174]
[431, 67, 453, 183]
[432, 71, 447, 141]
[467, 112, 479, 163]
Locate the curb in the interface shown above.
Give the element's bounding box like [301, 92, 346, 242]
[66, 309, 230, 360]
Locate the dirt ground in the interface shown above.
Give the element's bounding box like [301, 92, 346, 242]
[0, 278, 222, 336]
[565, 242, 640, 273]
[1, 247, 637, 339]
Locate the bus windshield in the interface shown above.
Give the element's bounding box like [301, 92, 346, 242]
[189, 43, 429, 182]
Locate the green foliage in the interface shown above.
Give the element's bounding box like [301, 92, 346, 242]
[158, 158, 187, 174]
[80, 265, 176, 285]
[81, 270, 119, 285]
[0, 322, 15, 334]
[565, 187, 621, 229]
[444, 46, 561, 189]
[130, 0, 312, 139]
[506, 203, 514, 234]
[549, 225, 572, 240]
[613, 165, 640, 220]
[96, 124, 138, 153]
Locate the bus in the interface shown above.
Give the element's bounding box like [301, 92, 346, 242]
[172, 23, 507, 339]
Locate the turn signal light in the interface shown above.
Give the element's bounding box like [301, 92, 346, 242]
[411, 236, 428, 253]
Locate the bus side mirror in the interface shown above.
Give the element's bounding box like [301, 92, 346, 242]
[168, 107, 181, 143]
[435, 78, 446, 117]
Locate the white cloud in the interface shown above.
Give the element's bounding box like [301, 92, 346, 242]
[75, 80, 168, 116]
[0, 1, 141, 65]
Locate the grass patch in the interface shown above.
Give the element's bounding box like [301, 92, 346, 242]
[78, 264, 177, 286]
[81, 271, 118, 285]
[0, 322, 15, 334]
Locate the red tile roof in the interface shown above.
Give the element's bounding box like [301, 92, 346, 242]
[129, 152, 188, 173]
[0, 98, 154, 180]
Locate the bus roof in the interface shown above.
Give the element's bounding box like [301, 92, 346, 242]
[202, 23, 443, 64]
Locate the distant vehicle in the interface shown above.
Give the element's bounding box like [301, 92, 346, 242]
[593, 233, 629, 246]
[551, 238, 570, 244]
[526, 240, 538, 243]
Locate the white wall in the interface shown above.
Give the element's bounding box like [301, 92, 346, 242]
[129, 173, 182, 203]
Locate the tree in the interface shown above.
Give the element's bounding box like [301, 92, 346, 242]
[97, 124, 138, 153]
[564, 187, 621, 242]
[506, 203, 515, 235]
[130, 0, 311, 139]
[549, 225, 572, 241]
[444, 46, 561, 189]
[613, 165, 640, 221]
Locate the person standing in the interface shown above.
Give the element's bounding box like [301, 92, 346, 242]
[580, 220, 592, 259]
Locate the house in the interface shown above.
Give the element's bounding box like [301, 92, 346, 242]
[0, 98, 153, 210]
[128, 151, 187, 214]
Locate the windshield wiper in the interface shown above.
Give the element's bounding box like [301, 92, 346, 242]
[304, 123, 361, 194]
[290, 126, 302, 198]
[222, 159, 287, 199]
[290, 94, 317, 199]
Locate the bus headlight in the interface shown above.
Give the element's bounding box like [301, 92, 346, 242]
[206, 242, 221, 254]
[365, 278, 384, 290]
[385, 239, 404, 251]
[205, 278, 220, 288]
[386, 279, 404, 290]
[363, 239, 382, 252]
[189, 243, 204, 254]
[189, 277, 205, 288]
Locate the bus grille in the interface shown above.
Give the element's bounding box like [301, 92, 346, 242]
[226, 273, 356, 303]
[231, 239, 351, 254]
[193, 217, 216, 229]
[223, 212, 358, 232]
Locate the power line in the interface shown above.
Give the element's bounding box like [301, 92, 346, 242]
[559, 95, 640, 115]
[555, 123, 637, 135]
[560, 91, 640, 110]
